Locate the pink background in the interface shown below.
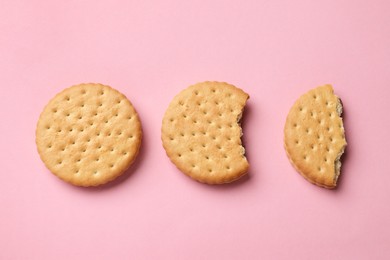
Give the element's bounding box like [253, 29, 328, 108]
[1, 0, 390, 259]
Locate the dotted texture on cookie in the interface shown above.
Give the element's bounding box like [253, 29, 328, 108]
[36, 83, 142, 187]
[284, 85, 347, 189]
[161, 81, 249, 184]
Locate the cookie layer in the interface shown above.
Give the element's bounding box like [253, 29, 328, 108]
[162, 81, 249, 184]
[284, 85, 347, 189]
[36, 83, 142, 187]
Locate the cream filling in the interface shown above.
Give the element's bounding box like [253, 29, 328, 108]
[237, 109, 247, 158]
[333, 97, 347, 185]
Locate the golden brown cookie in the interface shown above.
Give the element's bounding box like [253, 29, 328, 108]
[36, 83, 142, 187]
[161, 81, 249, 184]
[284, 85, 347, 189]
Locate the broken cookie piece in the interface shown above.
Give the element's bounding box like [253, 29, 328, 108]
[284, 85, 347, 189]
[161, 81, 249, 184]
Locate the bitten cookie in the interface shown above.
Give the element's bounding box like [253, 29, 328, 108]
[284, 85, 347, 189]
[161, 81, 249, 184]
[36, 83, 142, 187]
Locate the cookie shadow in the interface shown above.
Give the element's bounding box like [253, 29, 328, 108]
[201, 101, 255, 190]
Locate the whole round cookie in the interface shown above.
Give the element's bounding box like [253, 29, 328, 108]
[284, 85, 347, 189]
[36, 83, 142, 187]
[161, 81, 249, 184]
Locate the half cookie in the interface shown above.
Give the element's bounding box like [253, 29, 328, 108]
[161, 81, 249, 184]
[36, 83, 142, 187]
[284, 85, 347, 189]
